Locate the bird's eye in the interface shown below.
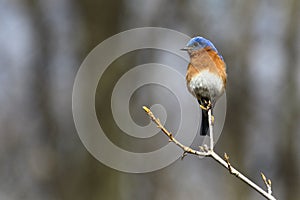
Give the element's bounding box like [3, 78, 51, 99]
[193, 42, 200, 47]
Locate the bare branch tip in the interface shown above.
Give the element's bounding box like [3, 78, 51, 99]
[142, 106, 150, 113]
[181, 151, 188, 160]
[224, 152, 229, 161]
[261, 172, 267, 183]
[261, 172, 272, 187]
[268, 179, 272, 186]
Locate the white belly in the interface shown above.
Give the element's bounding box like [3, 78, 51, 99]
[188, 70, 224, 101]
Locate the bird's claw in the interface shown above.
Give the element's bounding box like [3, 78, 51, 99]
[199, 100, 212, 110]
[199, 104, 209, 110]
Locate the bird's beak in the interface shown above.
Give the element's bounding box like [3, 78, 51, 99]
[180, 47, 190, 51]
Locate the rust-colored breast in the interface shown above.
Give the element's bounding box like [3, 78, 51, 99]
[186, 63, 199, 83]
[188, 48, 227, 86]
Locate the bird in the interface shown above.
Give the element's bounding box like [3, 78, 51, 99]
[182, 36, 227, 136]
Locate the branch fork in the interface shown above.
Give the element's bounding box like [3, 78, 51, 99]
[142, 106, 276, 200]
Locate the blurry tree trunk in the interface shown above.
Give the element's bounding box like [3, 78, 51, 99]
[23, 0, 125, 199]
[23, 0, 61, 198]
[278, 0, 300, 199]
[74, 1, 124, 200]
[77, 0, 123, 53]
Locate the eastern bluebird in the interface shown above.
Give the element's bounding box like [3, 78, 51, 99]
[182, 36, 227, 136]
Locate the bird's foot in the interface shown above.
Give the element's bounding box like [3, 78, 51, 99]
[199, 100, 212, 110]
[199, 104, 209, 110]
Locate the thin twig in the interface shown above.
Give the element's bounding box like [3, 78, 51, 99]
[142, 106, 209, 157]
[142, 106, 276, 200]
[208, 109, 214, 150]
[261, 172, 273, 195]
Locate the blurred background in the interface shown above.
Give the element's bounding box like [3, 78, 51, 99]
[1, 0, 300, 199]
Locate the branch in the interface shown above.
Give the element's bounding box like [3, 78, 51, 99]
[142, 106, 277, 200]
[208, 108, 214, 150]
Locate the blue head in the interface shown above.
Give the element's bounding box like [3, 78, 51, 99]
[183, 36, 223, 60]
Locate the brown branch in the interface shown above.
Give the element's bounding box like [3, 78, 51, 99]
[142, 106, 276, 200]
